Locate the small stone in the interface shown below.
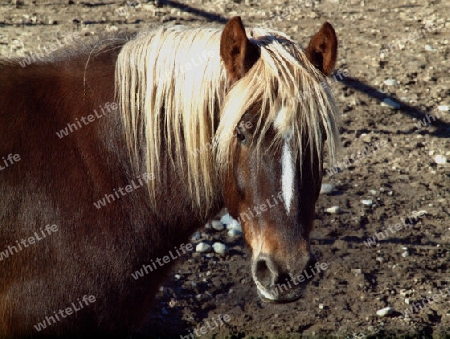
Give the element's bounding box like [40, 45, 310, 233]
[227, 229, 242, 237]
[405, 298, 410, 304]
[351, 268, 363, 274]
[212, 242, 228, 255]
[320, 183, 334, 194]
[411, 210, 428, 218]
[361, 199, 373, 206]
[191, 231, 201, 241]
[402, 251, 410, 258]
[195, 242, 211, 253]
[226, 219, 242, 232]
[369, 189, 377, 195]
[325, 206, 341, 214]
[381, 98, 401, 109]
[434, 155, 447, 164]
[438, 105, 449, 111]
[211, 220, 225, 231]
[376, 306, 394, 317]
[383, 79, 398, 86]
[319, 303, 324, 310]
[425, 44, 435, 51]
[376, 256, 385, 264]
[400, 289, 414, 297]
[359, 133, 372, 142]
[107, 25, 118, 32]
[220, 213, 233, 225]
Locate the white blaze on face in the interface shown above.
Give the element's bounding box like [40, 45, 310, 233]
[281, 138, 295, 213]
[274, 108, 295, 214]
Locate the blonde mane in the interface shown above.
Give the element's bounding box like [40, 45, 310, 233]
[115, 24, 340, 212]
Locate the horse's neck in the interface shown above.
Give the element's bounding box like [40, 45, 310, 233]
[0, 44, 221, 252]
[0, 47, 120, 132]
[0, 48, 126, 213]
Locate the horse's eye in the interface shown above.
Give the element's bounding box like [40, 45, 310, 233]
[236, 127, 246, 143]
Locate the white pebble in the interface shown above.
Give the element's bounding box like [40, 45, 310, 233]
[325, 206, 341, 214]
[361, 199, 373, 206]
[319, 304, 324, 310]
[376, 306, 394, 317]
[212, 242, 228, 255]
[381, 98, 401, 109]
[437, 105, 449, 111]
[411, 210, 428, 218]
[425, 44, 435, 51]
[220, 213, 233, 225]
[320, 183, 334, 194]
[383, 79, 398, 86]
[211, 220, 225, 231]
[434, 155, 447, 164]
[195, 242, 211, 253]
[227, 229, 242, 237]
[226, 219, 242, 232]
[400, 289, 414, 297]
[191, 231, 201, 241]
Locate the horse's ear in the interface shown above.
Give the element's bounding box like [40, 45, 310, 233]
[220, 16, 260, 83]
[305, 22, 338, 76]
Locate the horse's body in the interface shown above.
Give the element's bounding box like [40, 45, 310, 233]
[0, 17, 339, 337]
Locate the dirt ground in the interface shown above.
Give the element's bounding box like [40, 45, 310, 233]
[1, 0, 450, 338]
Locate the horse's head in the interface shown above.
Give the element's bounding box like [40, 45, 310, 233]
[217, 17, 339, 303]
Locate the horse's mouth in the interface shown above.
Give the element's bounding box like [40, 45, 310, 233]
[258, 292, 303, 304]
[256, 285, 304, 304]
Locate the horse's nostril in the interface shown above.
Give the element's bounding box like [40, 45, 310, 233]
[307, 254, 318, 269]
[274, 272, 291, 286]
[255, 259, 272, 287]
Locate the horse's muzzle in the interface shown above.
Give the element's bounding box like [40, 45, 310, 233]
[251, 252, 318, 303]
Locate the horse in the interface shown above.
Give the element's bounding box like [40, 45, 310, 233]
[0, 16, 339, 337]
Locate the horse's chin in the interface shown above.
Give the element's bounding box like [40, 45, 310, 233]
[256, 287, 304, 304]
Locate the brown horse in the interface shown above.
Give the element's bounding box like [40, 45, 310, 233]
[0, 17, 339, 337]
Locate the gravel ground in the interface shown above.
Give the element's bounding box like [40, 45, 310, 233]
[1, 0, 450, 338]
